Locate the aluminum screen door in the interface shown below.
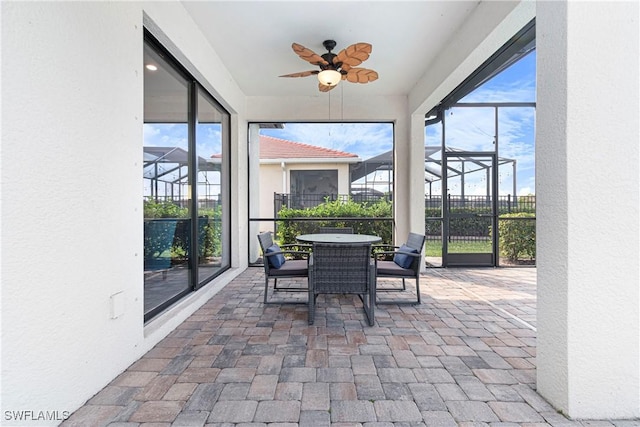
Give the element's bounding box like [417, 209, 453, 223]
[443, 152, 498, 267]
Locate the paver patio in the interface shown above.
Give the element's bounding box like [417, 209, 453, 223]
[62, 267, 638, 426]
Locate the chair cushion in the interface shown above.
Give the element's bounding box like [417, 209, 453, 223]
[393, 244, 418, 269]
[376, 260, 415, 277]
[270, 259, 308, 276]
[266, 244, 286, 268]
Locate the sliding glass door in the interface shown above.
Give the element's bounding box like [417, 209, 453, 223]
[143, 31, 230, 321]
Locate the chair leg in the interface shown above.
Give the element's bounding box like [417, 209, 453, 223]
[308, 293, 316, 325]
[264, 277, 309, 305]
[376, 277, 420, 305]
[402, 278, 406, 290]
[367, 286, 375, 326]
[273, 277, 307, 292]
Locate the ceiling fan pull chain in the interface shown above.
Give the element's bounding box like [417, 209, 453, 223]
[341, 84, 344, 121]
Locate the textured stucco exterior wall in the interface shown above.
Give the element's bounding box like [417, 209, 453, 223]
[1, 2, 247, 421]
[536, 0, 640, 419]
[2, 3, 145, 420]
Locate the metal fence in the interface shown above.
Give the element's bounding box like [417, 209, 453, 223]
[425, 194, 536, 213]
[275, 193, 535, 216]
[274, 192, 390, 212]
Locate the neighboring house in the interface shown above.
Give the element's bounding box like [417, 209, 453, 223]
[257, 135, 360, 224]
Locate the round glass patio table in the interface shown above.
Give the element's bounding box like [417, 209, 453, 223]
[296, 233, 382, 244]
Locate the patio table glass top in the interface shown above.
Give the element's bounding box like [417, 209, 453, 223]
[296, 233, 382, 244]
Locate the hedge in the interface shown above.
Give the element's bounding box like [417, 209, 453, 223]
[498, 212, 536, 261]
[276, 198, 393, 245]
[143, 199, 222, 259]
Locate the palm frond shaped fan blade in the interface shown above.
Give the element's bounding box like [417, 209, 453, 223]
[334, 43, 372, 68]
[319, 83, 338, 92]
[345, 68, 379, 83]
[279, 70, 319, 78]
[292, 43, 328, 66]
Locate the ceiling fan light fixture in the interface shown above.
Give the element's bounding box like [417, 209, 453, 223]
[317, 69, 341, 86]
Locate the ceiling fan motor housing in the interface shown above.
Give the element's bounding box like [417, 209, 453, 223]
[322, 40, 337, 51]
[320, 55, 341, 70]
[320, 40, 342, 71]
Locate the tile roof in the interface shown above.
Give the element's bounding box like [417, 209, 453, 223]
[259, 135, 359, 160]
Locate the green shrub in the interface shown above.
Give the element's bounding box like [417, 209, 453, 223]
[498, 213, 536, 261]
[276, 198, 393, 245]
[144, 199, 188, 219]
[143, 199, 222, 259]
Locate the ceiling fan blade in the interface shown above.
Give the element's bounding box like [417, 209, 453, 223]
[279, 70, 318, 78]
[345, 68, 379, 83]
[334, 43, 372, 68]
[292, 43, 328, 66]
[318, 82, 337, 92]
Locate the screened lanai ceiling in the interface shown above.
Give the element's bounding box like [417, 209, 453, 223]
[176, 1, 485, 98]
[350, 146, 515, 185]
[141, 1, 537, 122]
[144, 147, 220, 184]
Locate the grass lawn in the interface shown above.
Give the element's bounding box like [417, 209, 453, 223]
[424, 239, 492, 257]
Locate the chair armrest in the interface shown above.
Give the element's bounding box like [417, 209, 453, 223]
[281, 243, 312, 253]
[372, 244, 399, 251]
[375, 249, 421, 256]
[264, 250, 310, 259]
[373, 250, 421, 263]
[372, 245, 399, 259]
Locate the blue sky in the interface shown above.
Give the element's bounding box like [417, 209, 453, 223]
[145, 50, 536, 198]
[263, 50, 536, 196]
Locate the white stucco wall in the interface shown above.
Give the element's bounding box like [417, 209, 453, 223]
[536, 0, 640, 419]
[1, 2, 248, 422]
[260, 163, 285, 223]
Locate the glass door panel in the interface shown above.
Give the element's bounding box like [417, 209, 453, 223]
[143, 41, 192, 319]
[196, 90, 228, 285]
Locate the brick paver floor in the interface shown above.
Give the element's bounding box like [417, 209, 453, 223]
[62, 267, 639, 426]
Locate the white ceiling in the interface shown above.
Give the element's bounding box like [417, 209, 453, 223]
[180, 1, 482, 98]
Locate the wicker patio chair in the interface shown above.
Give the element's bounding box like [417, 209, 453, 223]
[308, 242, 375, 326]
[257, 232, 310, 304]
[318, 226, 354, 234]
[374, 232, 426, 305]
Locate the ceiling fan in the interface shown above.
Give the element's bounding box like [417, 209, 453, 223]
[279, 40, 379, 92]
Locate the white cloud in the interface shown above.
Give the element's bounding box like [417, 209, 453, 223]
[518, 186, 534, 196]
[144, 123, 188, 149]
